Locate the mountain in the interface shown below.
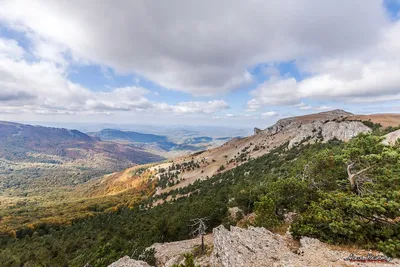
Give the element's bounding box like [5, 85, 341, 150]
[0, 121, 164, 193]
[1, 110, 400, 266]
[91, 129, 177, 151]
[91, 129, 172, 145]
[90, 128, 230, 156]
[86, 110, 400, 198]
[88, 110, 368, 195]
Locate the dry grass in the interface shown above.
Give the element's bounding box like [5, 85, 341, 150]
[348, 114, 400, 127]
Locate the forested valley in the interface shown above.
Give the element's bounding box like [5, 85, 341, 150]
[0, 126, 399, 266]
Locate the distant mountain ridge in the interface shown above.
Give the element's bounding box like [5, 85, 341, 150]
[0, 121, 164, 192]
[88, 110, 400, 197]
[92, 129, 170, 143]
[90, 128, 231, 155]
[91, 129, 176, 150]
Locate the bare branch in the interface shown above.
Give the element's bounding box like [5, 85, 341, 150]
[190, 217, 208, 237]
[355, 166, 371, 176]
[190, 217, 209, 255]
[347, 162, 372, 194]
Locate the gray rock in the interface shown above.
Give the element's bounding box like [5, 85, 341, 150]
[382, 129, 400, 145]
[107, 256, 152, 267]
[288, 120, 371, 148]
[110, 225, 400, 267]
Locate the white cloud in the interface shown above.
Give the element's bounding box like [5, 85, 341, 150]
[166, 100, 230, 115]
[315, 105, 333, 111]
[248, 20, 400, 108]
[0, 37, 229, 116]
[226, 113, 235, 117]
[0, 0, 387, 95]
[248, 77, 301, 106]
[0, 38, 24, 59]
[261, 111, 278, 117]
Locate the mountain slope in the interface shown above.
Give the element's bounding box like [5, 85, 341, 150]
[1, 111, 399, 266]
[85, 110, 379, 197]
[348, 113, 400, 127]
[0, 121, 164, 193]
[90, 129, 222, 157]
[2, 130, 399, 266]
[91, 129, 176, 149]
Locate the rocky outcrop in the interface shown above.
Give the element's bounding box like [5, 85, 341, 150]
[253, 109, 370, 148]
[110, 225, 399, 266]
[108, 256, 151, 267]
[150, 235, 213, 267]
[211, 226, 297, 266]
[382, 129, 400, 145]
[288, 120, 371, 147]
[210, 226, 398, 267]
[259, 109, 353, 136]
[254, 127, 262, 135]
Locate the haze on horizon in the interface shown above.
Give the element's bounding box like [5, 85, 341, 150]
[1, 0, 400, 128]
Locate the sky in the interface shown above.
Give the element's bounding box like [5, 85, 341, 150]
[0, 0, 400, 129]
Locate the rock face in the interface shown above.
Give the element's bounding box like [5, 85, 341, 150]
[382, 129, 400, 145]
[110, 225, 399, 267]
[107, 256, 151, 267]
[256, 109, 370, 148]
[288, 120, 371, 148]
[211, 226, 297, 266]
[150, 235, 213, 267]
[259, 109, 353, 136]
[254, 127, 262, 135]
[210, 226, 398, 267]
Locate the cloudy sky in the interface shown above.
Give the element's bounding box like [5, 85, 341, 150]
[0, 0, 400, 128]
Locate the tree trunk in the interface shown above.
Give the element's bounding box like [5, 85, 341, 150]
[347, 162, 371, 195]
[201, 234, 204, 254]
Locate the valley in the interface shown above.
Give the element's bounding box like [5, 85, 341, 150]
[0, 121, 239, 233]
[0, 110, 399, 266]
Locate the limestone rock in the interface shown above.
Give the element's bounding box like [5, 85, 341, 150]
[254, 127, 262, 135]
[209, 225, 399, 267]
[288, 120, 371, 148]
[110, 225, 399, 267]
[254, 110, 370, 149]
[210, 225, 306, 267]
[382, 129, 400, 145]
[151, 235, 213, 267]
[107, 256, 151, 267]
[228, 207, 244, 221]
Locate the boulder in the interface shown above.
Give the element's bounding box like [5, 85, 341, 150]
[107, 256, 151, 267]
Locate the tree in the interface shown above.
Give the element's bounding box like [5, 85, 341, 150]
[339, 134, 384, 195]
[346, 162, 371, 194]
[190, 217, 208, 254]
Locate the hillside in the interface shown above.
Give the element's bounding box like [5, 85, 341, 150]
[0, 121, 164, 194]
[90, 129, 228, 157]
[87, 110, 377, 197]
[91, 129, 176, 150]
[1, 123, 399, 266]
[348, 113, 400, 127]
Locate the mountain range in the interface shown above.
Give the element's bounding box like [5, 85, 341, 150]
[0, 121, 165, 194]
[85, 110, 400, 197]
[89, 129, 224, 155]
[0, 110, 400, 266]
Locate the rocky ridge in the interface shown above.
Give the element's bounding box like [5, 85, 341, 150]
[382, 129, 400, 145]
[90, 110, 376, 197]
[109, 225, 399, 267]
[256, 109, 371, 148]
